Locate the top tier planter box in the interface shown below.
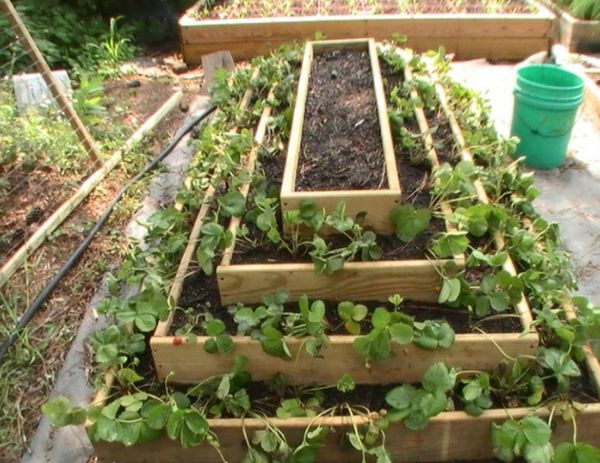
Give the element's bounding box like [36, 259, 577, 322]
[179, 0, 555, 64]
[281, 39, 400, 234]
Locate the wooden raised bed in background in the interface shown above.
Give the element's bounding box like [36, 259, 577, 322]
[280, 39, 401, 234]
[179, 0, 554, 64]
[538, 0, 600, 52]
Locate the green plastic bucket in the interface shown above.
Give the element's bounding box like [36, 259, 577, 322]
[510, 64, 584, 169]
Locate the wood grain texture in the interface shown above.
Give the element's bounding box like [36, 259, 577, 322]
[217, 259, 456, 305]
[180, 11, 553, 64]
[537, 0, 600, 52]
[154, 77, 257, 337]
[220, 91, 274, 266]
[151, 332, 539, 384]
[280, 189, 401, 234]
[183, 37, 551, 64]
[93, 404, 600, 463]
[369, 39, 400, 192]
[280, 43, 312, 196]
[403, 52, 462, 260]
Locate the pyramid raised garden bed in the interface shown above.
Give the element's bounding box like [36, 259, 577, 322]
[43, 43, 600, 463]
[179, 0, 555, 64]
[150, 41, 538, 387]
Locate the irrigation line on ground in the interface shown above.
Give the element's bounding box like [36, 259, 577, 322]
[0, 91, 184, 289]
[0, 94, 217, 363]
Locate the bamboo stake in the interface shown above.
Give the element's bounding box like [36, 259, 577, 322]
[0, 0, 102, 164]
[0, 91, 183, 289]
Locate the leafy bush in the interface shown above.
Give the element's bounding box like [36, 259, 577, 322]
[555, 0, 600, 20]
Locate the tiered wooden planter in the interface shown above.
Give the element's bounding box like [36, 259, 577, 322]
[151, 40, 537, 387]
[91, 43, 600, 462]
[538, 0, 600, 52]
[179, 0, 555, 64]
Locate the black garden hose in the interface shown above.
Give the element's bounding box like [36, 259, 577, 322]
[0, 103, 217, 364]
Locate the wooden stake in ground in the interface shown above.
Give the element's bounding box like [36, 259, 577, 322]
[0, 91, 183, 290]
[0, 0, 102, 164]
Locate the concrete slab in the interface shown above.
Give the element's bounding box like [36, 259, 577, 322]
[451, 60, 600, 304]
[22, 94, 212, 463]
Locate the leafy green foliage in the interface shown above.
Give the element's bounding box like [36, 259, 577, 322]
[337, 301, 368, 335]
[390, 204, 431, 243]
[42, 397, 87, 427]
[554, 442, 600, 463]
[491, 416, 553, 463]
[385, 362, 455, 430]
[353, 307, 414, 364]
[537, 348, 581, 392]
[460, 373, 493, 416]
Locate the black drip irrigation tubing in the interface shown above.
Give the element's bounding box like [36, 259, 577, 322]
[0, 103, 217, 364]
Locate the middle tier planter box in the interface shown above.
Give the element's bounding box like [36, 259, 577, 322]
[280, 38, 401, 235]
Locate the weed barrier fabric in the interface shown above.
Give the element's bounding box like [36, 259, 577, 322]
[296, 49, 387, 191]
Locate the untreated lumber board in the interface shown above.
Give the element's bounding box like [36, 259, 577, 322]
[428, 64, 535, 331]
[217, 260, 453, 305]
[182, 37, 551, 64]
[93, 404, 600, 463]
[152, 332, 539, 384]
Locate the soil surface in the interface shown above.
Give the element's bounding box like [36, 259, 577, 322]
[171, 270, 522, 336]
[297, 49, 387, 191]
[198, 0, 534, 19]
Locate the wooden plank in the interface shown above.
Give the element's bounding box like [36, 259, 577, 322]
[0, 91, 183, 289]
[280, 43, 312, 196]
[369, 39, 400, 192]
[182, 37, 550, 65]
[403, 51, 461, 259]
[0, 0, 102, 163]
[281, 190, 401, 234]
[428, 65, 535, 332]
[152, 332, 539, 384]
[537, 0, 600, 52]
[94, 404, 600, 463]
[217, 259, 454, 305]
[180, 16, 552, 44]
[221, 92, 275, 266]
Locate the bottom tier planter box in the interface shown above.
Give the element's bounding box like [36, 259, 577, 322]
[92, 404, 600, 463]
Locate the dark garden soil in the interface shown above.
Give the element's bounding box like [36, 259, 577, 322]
[296, 49, 386, 191]
[170, 270, 522, 336]
[198, 0, 534, 19]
